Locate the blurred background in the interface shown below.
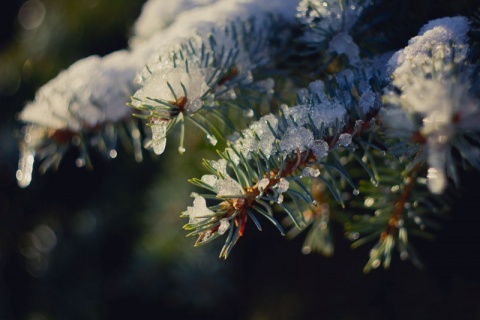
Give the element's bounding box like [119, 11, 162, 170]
[1, 1, 480, 319]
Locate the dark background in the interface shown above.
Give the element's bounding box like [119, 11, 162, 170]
[1, 1, 480, 319]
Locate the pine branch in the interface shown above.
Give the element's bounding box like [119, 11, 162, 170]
[130, 15, 293, 155]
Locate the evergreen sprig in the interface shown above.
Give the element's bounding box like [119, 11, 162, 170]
[130, 15, 292, 155]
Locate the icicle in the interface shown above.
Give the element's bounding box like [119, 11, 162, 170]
[16, 146, 35, 188]
[151, 120, 168, 155]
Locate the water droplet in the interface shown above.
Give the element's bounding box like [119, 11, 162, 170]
[72, 135, 81, 146]
[312, 200, 317, 206]
[109, 149, 117, 159]
[75, 158, 85, 167]
[364, 197, 374, 207]
[178, 146, 186, 154]
[348, 232, 360, 240]
[353, 189, 360, 196]
[244, 109, 254, 118]
[371, 259, 381, 269]
[413, 216, 422, 225]
[18, 0, 46, 30]
[400, 251, 409, 260]
[391, 185, 400, 192]
[302, 246, 312, 255]
[17, 150, 35, 188]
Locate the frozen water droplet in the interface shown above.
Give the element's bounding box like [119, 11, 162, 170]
[276, 178, 289, 193]
[207, 134, 217, 146]
[109, 149, 117, 158]
[312, 140, 329, 160]
[353, 189, 360, 196]
[218, 219, 230, 235]
[338, 133, 352, 147]
[75, 158, 86, 167]
[151, 120, 167, 155]
[348, 232, 360, 240]
[302, 167, 321, 177]
[364, 197, 374, 207]
[277, 194, 284, 203]
[178, 146, 186, 154]
[244, 109, 254, 118]
[302, 246, 312, 255]
[371, 259, 381, 269]
[312, 200, 318, 206]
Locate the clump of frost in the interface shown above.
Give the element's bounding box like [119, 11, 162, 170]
[311, 140, 329, 160]
[257, 178, 270, 195]
[229, 113, 279, 159]
[201, 159, 245, 197]
[186, 194, 215, 224]
[279, 127, 314, 154]
[302, 167, 321, 178]
[218, 219, 230, 235]
[131, 0, 218, 45]
[383, 16, 480, 194]
[387, 16, 470, 90]
[337, 133, 352, 147]
[19, 51, 137, 132]
[131, 67, 210, 114]
[274, 177, 290, 203]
